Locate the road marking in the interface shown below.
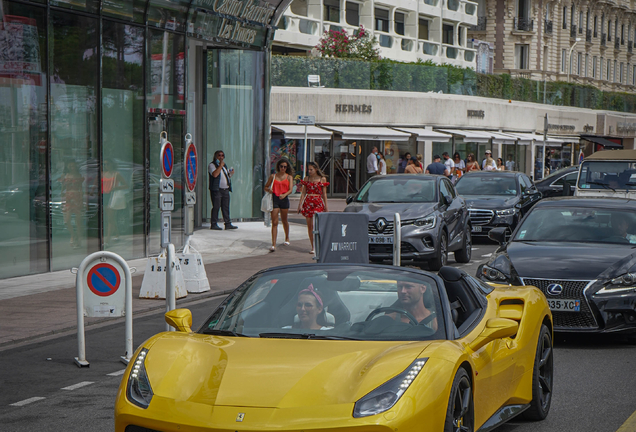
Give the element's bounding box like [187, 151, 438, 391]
[481, 253, 493, 257]
[10, 397, 46, 407]
[61, 381, 94, 391]
[617, 409, 636, 432]
[471, 247, 479, 250]
[107, 369, 126, 377]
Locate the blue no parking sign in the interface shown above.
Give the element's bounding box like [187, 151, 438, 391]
[87, 263, 121, 297]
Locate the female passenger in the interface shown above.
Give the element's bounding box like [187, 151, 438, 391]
[298, 162, 329, 255]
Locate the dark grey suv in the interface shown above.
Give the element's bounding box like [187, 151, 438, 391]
[344, 174, 472, 270]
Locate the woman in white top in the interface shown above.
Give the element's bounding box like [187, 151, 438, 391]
[378, 152, 387, 175]
[496, 158, 505, 171]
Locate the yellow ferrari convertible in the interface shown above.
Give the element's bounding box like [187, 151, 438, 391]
[115, 264, 553, 432]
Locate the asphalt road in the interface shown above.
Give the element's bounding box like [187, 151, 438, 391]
[1, 241, 635, 432]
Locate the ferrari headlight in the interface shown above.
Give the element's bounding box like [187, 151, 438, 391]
[126, 348, 153, 408]
[496, 208, 517, 216]
[598, 273, 636, 294]
[414, 215, 436, 229]
[481, 265, 508, 282]
[353, 359, 428, 418]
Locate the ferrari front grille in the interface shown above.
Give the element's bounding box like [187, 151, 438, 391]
[468, 209, 494, 225]
[521, 278, 598, 329]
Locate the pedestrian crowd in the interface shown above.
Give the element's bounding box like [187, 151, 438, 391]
[211, 147, 517, 255]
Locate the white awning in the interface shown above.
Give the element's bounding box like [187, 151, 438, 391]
[505, 133, 564, 146]
[320, 126, 411, 141]
[271, 124, 333, 140]
[435, 129, 493, 143]
[488, 132, 519, 145]
[391, 128, 452, 142]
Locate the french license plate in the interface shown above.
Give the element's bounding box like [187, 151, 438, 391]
[369, 235, 393, 244]
[547, 299, 580, 312]
[471, 225, 482, 232]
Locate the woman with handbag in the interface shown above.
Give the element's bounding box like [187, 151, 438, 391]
[264, 158, 294, 252]
[298, 162, 329, 255]
[102, 159, 128, 246]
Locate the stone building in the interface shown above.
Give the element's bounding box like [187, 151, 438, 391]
[468, 0, 636, 91]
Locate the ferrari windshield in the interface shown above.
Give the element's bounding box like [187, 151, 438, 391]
[513, 207, 636, 244]
[200, 266, 446, 341]
[455, 175, 518, 196]
[356, 178, 437, 203]
[578, 161, 636, 190]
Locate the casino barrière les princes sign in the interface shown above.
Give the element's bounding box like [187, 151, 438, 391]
[194, 0, 275, 45]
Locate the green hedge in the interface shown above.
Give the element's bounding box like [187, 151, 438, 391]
[272, 55, 636, 113]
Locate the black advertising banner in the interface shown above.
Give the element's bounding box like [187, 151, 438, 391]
[316, 213, 369, 264]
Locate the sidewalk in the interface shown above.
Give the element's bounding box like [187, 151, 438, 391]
[0, 221, 315, 348]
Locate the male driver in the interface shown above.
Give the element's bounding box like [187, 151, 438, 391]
[367, 146, 379, 181]
[208, 150, 238, 230]
[392, 280, 437, 330]
[442, 152, 455, 178]
[425, 155, 450, 176]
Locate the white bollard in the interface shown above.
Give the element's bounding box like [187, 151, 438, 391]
[139, 249, 187, 299]
[178, 239, 210, 294]
[74, 251, 133, 367]
[393, 213, 401, 267]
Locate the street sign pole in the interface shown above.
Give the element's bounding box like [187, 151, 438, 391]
[297, 115, 315, 180]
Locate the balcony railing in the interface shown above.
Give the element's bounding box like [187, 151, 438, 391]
[421, 41, 439, 56]
[544, 20, 553, 35]
[422, 0, 439, 6]
[378, 33, 392, 48]
[586, 29, 592, 42]
[615, 39, 620, 50]
[464, 49, 475, 61]
[445, 46, 458, 59]
[447, 0, 460, 11]
[400, 38, 415, 52]
[601, 33, 607, 46]
[570, 24, 577, 38]
[471, 16, 487, 31]
[514, 17, 533, 32]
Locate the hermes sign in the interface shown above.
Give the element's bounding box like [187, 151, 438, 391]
[335, 104, 372, 114]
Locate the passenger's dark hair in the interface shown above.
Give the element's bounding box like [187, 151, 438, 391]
[276, 157, 294, 176]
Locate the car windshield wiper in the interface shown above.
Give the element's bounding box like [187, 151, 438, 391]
[259, 332, 359, 340]
[202, 329, 249, 337]
[588, 181, 616, 192]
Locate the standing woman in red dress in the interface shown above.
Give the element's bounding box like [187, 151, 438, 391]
[297, 162, 329, 254]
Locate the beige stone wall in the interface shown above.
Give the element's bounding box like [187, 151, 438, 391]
[468, 0, 636, 93]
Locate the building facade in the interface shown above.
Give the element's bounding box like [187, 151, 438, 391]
[468, 0, 636, 91]
[0, 0, 292, 280]
[270, 86, 636, 197]
[273, 0, 479, 68]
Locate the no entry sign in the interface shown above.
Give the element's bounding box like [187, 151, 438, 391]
[87, 263, 121, 297]
[185, 143, 197, 192]
[161, 141, 174, 178]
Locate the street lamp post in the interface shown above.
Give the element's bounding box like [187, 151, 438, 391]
[567, 37, 582, 82]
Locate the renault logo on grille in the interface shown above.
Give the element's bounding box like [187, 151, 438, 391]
[546, 283, 563, 296]
[376, 218, 387, 233]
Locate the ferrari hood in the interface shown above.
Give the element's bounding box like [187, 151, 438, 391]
[144, 334, 431, 409]
[344, 202, 437, 220]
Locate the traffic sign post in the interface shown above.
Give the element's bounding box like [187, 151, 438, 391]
[73, 251, 134, 367]
[297, 115, 315, 180]
[179, 133, 210, 294]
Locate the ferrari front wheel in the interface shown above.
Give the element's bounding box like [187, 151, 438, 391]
[522, 324, 553, 421]
[444, 367, 474, 432]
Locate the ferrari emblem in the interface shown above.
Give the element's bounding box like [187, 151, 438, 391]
[236, 413, 245, 422]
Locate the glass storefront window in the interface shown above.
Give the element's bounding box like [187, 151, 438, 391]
[50, 0, 99, 13]
[147, 30, 186, 111]
[148, 0, 190, 32]
[0, 2, 48, 278]
[102, 21, 145, 259]
[102, 0, 147, 23]
[205, 49, 266, 220]
[50, 11, 100, 271]
[270, 137, 306, 193]
[384, 140, 416, 174]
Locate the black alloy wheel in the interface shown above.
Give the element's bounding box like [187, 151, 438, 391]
[454, 225, 472, 263]
[444, 368, 474, 432]
[429, 231, 448, 271]
[522, 324, 553, 420]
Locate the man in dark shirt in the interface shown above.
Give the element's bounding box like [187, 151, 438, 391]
[425, 155, 450, 176]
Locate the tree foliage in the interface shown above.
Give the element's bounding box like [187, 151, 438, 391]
[315, 26, 380, 61]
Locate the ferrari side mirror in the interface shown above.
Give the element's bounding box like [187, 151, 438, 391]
[469, 318, 518, 352]
[165, 308, 193, 333]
